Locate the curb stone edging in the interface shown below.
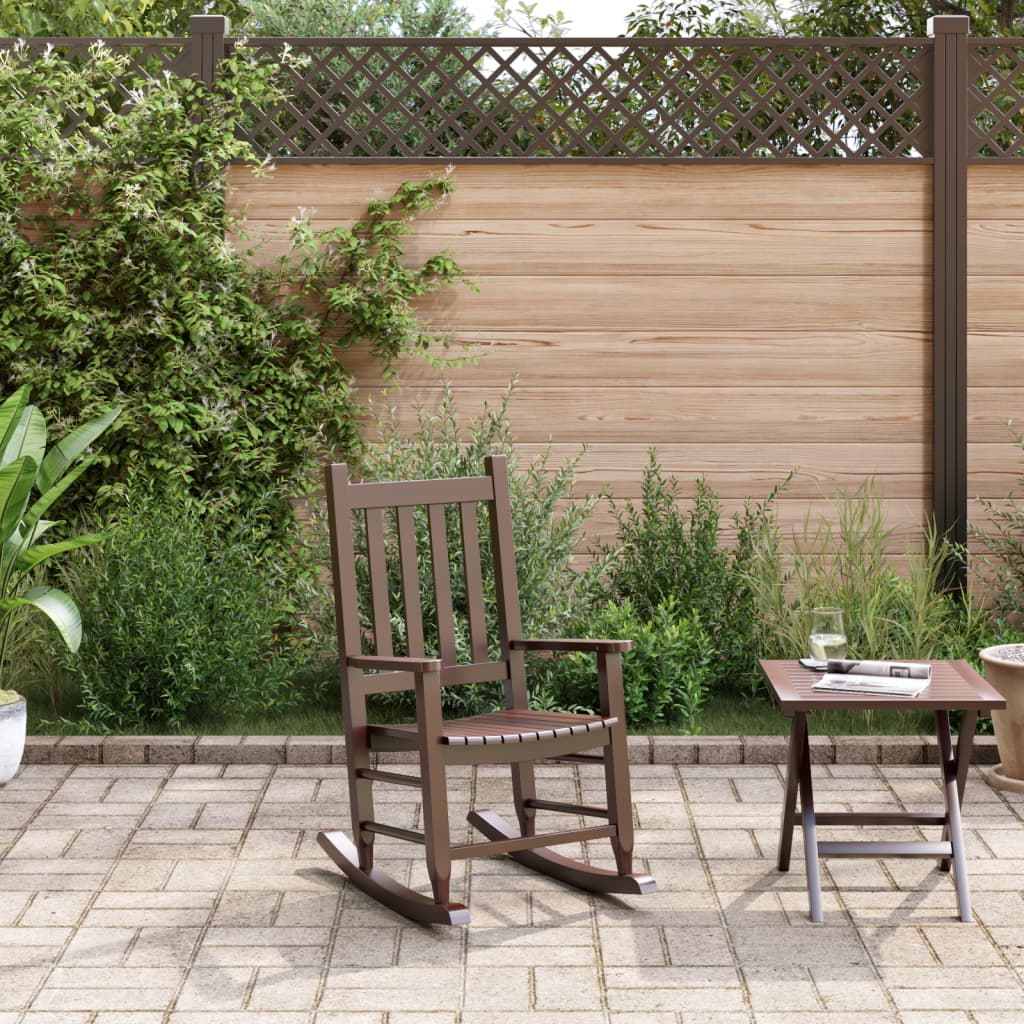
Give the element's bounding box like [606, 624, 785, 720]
[20, 733, 1000, 767]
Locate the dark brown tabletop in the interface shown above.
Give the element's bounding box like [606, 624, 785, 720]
[760, 659, 1006, 716]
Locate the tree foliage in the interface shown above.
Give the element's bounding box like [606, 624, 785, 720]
[0, 0, 476, 38]
[236, 0, 475, 37]
[626, 0, 1024, 38]
[0, 0, 249, 37]
[0, 42, 468, 543]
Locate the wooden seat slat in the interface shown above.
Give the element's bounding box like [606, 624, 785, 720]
[368, 708, 617, 747]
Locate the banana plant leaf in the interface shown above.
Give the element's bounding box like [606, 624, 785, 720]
[0, 403, 46, 470]
[0, 585, 82, 653]
[0, 457, 36, 544]
[38, 404, 121, 492]
[14, 533, 106, 573]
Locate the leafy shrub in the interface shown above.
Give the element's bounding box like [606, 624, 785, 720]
[313, 380, 604, 719]
[598, 450, 788, 696]
[548, 597, 712, 731]
[0, 42, 467, 546]
[58, 491, 315, 733]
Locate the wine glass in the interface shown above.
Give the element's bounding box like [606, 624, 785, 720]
[808, 607, 847, 662]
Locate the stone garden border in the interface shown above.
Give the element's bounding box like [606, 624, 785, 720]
[20, 733, 999, 767]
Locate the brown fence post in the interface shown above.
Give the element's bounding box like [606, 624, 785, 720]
[929, 14, 969, 590]
[188, 14, 228, 85]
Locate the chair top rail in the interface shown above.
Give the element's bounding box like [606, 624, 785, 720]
[347, 475, 494, 510]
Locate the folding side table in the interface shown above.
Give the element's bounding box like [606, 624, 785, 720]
[760, 659, 1005, 923]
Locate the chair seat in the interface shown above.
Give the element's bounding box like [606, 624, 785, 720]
[369, 709, 617, 747]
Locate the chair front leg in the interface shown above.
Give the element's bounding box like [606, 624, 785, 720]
[416, 668, 453, 906]
[599, 651, 635, 876]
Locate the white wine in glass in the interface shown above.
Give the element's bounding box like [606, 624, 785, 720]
[808, 607, 847, 661]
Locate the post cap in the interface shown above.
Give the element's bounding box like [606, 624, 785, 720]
[927, 15, 969, 35]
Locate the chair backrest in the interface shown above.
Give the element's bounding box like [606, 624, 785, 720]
[325, 454, 526, 696]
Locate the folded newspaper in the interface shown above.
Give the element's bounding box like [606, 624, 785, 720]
[811, 659, 932, 697]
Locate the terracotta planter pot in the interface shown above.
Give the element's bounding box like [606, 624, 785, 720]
[979, 644, 1024, 793]
[0, 696, 26, 786]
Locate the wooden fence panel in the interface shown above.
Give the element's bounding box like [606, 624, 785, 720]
[228, 162, 935, 553]
[968, 165, 1024, 542]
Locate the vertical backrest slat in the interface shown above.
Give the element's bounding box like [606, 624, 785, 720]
[485, 454, 527, 707]
[484, 454, 523, 647]
[364, 506, 392, 657]
[428, 504, 457, 665]
[325, 464, 360, 667]
[396, 504, 425, 656]
[460, 500, 489, 663]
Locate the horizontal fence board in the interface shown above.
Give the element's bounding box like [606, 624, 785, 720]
[967, 277, 1024, 329]
[416, 275, 930, 331]
[968, 442, 1024, 496]
[968, 389, 1024, 441]
[239, 218, 930, 276]
[360, 385, 929, 444]
[968, 334, 1024, 386]
[967, 220, 1024, 275]
[509, 442, 928, 500]
[344, 331, 929, 388]
[968, 164, 1024, 218]
[226, 163, 932, 222]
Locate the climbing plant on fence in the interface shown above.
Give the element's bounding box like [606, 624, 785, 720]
[0, 41, 469, 545]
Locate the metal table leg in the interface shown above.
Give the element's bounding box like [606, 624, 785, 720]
[936, 709, 974, 922]
[797, 718, 824, 923]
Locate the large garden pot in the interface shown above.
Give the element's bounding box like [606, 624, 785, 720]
[0, 694, 26, 785]
[979, 644, 1024, 793]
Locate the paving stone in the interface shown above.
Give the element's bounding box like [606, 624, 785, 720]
[742, 735, 788, 763]
[651, 735, 697, 764]
[285, 737, 336, 765]
[22, 736, 59, 764]
[55, 738, 103, 765]
[808, 735, 836, 763]
[535, 965, 603, 1010]
[877, 736, 926, 764]
[694, 737, 743, 764]
[463, 967, 531, 1011]
[99, 738, 147, 766]
[194, 738, 244, 765]
[627, 735, 651, 764]
[835, 737, 880, 764]
[247, 966, 322, 1009]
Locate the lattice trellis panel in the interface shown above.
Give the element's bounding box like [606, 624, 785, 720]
[235, 37, 931, 160]
[970, 41, 1024, 158]
[0, 37, 188, 142]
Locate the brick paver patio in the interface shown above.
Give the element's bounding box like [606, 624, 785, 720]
[1, 758, 1023, 1022]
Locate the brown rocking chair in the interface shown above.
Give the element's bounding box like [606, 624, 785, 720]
[318, 454, 655, 924]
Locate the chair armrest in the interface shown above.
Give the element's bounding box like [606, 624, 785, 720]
[510, 638, 634, 654]
[347, 654, 443, 673]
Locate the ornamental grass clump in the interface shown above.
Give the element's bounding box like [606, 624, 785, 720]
[749, 482, 998, 666]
